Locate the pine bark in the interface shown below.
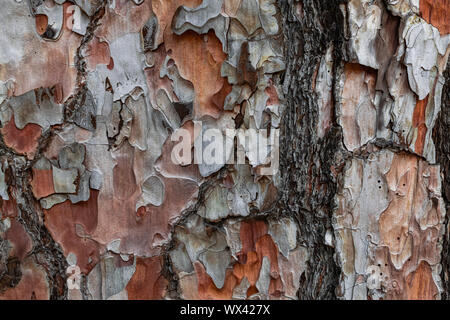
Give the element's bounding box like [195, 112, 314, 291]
[0, 0, 449, 300]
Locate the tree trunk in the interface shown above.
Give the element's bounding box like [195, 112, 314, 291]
[0, 0, 448, 300]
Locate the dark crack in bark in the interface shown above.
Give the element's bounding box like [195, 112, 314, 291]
[278, 0, 346, 300]
[436, 60, 450, 299]
[0, 130, 68, 299]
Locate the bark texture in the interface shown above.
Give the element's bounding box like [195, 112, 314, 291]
[278, 0, 344, 300]
[0, 0, 449, 300]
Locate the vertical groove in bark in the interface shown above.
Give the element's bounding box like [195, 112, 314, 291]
[278, 0, 345, 299]
[65, 3, 106, 132]
[0, 133, 68, 299]
[436, 61, 450, 299]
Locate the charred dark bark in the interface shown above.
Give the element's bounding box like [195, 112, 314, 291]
[436, 61, 450, 299]
[278, 0, 346, 299]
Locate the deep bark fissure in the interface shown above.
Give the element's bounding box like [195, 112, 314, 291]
[0, 131, 68, 299]
[436, 61, 450, 299]
[278, 0, 346, 299]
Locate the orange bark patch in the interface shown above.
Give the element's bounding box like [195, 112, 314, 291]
[165, 30, 228, 119]
[194, 261, 237, 300]
[1, 116, 42, 159]
[184, 219, 283, 299]
[420, 0, 450, 35]
[233, 251, 261, 285]
[85, 37, 112, 71]
[412, 96, 429, 155]
[152, 0, 202, 48]
[30, 169, 55, 199]
[404, 261, 439, 300]
[151, 0, 225, 118]
[379, 153, 443, 300]
[107, 57, 114, 70]
[239, 220, 268, 261]
[126, 257, 168, 300]
[234, 233, 281, 296]
[255, 235, 279, 276]
[35, 14, 48, 36]
[232, 220, 281, 297]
